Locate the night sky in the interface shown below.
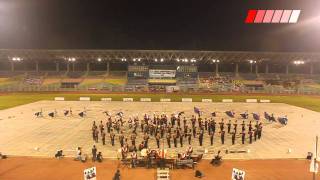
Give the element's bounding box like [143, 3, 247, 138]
[0, 0, 319, 52]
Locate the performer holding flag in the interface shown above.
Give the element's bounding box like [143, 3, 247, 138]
[79, 107, 87, 118]
[194, 107, 201, 117]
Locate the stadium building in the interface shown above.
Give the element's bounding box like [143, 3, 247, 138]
[0, 49, 320, 94]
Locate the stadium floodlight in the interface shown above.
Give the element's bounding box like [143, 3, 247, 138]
[191, 58, 197, 63]
[293, 60, 305, 65]
[68, 57, 76, 62]
[212, 59, 220, 63]
[249, 60, 256, 64]
[11, 57, 23, 61]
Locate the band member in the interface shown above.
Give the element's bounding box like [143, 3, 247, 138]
[166, 133, 171, 148]
[173, 133, 178, 148]
[110, 131, 115, 146]
[187, 129, 192, 145]
[92, 145, 97, 162]
[212, 119, 216, 134]
[107, 118, 112, 133]
[119, 133, 125, 147]
[204, 118, 208, 131]
[193, 126, 197, 138]
[143, 133, 149, 148]
[179, 133, 184, 147]
[128, 118, 133, 129]
[131, 134, 136, 146]
[233, 120, 238, 134]
[94, 129, 99, 143]
[191, 115, 196, 128]
[99, 121, 104, 134]
[199, 128, 204, 146]
[140, 119, 145, 132]
[248, 121, 252, 132]
[231, 131, 236, 145]
[227, 120, 231, 133]
[156, 133, 161, 148]
[183, 117, 187, 127]
[254, 128, 258, 141]
[92, 122, 97, 141]
[210, 132, 214, 146]
[101, 131, 106, 145]
[241, 121, 246, 132]
[219, 119, 224, 131]
[220, 130, 225, 144]
[240, 130, 246, 144]
[131, 151, 138, 168]
[248, 130, 253, 144]
[257, 123, 263, 139]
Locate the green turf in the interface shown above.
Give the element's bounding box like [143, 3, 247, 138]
[0, 93, 320, 112]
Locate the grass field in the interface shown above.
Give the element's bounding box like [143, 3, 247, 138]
[0, 93, 320, 112]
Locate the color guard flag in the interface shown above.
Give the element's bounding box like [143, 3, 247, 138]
[79, 111, 85, 118]
[48, 112, 54, 118]
[194, 107, 200, 115]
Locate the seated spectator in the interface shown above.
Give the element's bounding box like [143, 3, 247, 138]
[0, 152, 7, 159]
[97, 152, 103, 163]
[55, 150, 64, 159]
[74, 147, 86, 162]
[210, 150, 222, 165]
[75, 147, 82, 161]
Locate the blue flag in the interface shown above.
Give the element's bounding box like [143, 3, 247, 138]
[194, 107, 200, 115]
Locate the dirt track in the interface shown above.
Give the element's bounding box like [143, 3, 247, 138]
[0, 157, 318, 180]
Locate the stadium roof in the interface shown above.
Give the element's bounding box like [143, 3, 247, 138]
[0, 49, 319, 63]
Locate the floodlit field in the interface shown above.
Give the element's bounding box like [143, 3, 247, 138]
[0, 100, 319, 160]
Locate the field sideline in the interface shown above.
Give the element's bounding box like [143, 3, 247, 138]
[0, 92, 320, 112]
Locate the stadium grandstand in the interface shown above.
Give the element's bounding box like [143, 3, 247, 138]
[0, 49, 320, 94]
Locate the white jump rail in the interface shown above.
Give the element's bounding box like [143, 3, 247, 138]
[182, 98, 192, 102]
[202, 99, 212, 102]
[140, 98, 151, 102]
[101, 98, 112, 102]
[79, 97, 90, 101]
[222, 99, 233, 103]
[260, 99, 271, 103]
[54, 97, 65, 101]
[160, 98, 171, 102]
[246, 99, 258, 103]
[123, 98, 133, 102]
